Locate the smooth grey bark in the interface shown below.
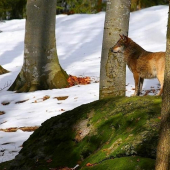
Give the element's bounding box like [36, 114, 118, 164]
[155, 3, 170, 170]
[99, 0, 131, 99]
[9, 0, 68, 92]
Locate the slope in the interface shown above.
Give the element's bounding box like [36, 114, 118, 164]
[0, 96, 161, 170]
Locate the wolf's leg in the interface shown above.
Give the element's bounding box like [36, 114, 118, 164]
[138, 77, 144, 95]
[133, 72, 140, 96]
[157, 74, 164, 96]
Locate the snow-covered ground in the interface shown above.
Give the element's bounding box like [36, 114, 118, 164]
[0, 5, 168, 163]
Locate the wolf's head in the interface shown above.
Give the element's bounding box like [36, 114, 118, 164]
[110, 34, 128, 53]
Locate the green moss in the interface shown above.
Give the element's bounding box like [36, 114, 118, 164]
[0, 160, 12, 170]
[81, 156, 155, 170]
[52, 68, 69, 88]
[1, 96, 161, 170]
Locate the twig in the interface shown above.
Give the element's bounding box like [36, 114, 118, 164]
[71, 164, 79, 170]
[0, 81, 11, 91]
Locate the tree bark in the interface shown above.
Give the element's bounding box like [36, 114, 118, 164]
[9, 0, 68, 92]
[155, 3, 170, 170]
[0, 65, 9, 75]
[99, 0, 131, 99]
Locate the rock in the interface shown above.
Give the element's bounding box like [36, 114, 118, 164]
[1, 96, 161, 170]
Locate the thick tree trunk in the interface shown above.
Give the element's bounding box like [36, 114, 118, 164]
[0, 65, 9, 75]
[99, 0, 131, 99]
[9, 0, 68, 92]
[155, 3, 170, 170]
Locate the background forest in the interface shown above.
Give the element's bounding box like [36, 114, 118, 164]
[0, 0, 169, 20]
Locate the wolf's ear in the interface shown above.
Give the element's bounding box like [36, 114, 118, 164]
[122, 34, 128, 41]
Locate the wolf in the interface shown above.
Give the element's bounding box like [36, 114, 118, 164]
[110, 34, 165, 96]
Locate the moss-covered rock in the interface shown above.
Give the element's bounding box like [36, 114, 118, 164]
[82, 156, 155, 170]
[0, 96, 162, 170]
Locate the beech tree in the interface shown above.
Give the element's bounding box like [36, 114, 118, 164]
[155, 2, 170, 170]
[99, 0, 131, 99]
[9, 0, 68, 92]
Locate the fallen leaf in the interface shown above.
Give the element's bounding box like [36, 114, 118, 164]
[86, 163, 93, 167]
[0, 126, 39, 132]
[1, 102, 10, 105]
[144, 90, 151, 96]
[67, 75, 91, 87]
[43, 95, 50, 101]
[151, 89, 156, 93]
[15, 99, 29, 104]
[0, 111, 5, 115]
[54, 96, 68, 100]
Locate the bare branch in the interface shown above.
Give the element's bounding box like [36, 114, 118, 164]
[0, 81, 11, 91]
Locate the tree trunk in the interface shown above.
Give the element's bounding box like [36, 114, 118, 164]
[99, 0, 131, 99]
[97, 0, 102, 12]
[155, 3, 170, 170]
[0, 65, 9, 75]
[9, 0, 68, 92]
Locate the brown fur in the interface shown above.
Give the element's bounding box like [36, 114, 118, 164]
[110, 35, 165, 96]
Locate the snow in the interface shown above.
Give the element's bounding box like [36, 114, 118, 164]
[0, 5, 168, 163]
